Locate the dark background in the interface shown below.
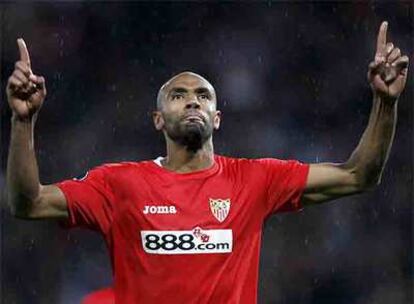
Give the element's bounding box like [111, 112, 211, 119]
[1, 2, 413, 304]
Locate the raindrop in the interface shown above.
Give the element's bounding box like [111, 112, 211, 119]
[111, 84, 117, 92]
[28, 239, 35, 251]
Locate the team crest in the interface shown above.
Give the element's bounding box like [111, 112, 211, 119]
[209, 198, 231, 222]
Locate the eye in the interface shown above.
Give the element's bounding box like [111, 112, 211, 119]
[198, 94, 209, 100]
[171, 94, 184, 101]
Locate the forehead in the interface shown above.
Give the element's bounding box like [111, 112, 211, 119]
[165, 74, 214, 92]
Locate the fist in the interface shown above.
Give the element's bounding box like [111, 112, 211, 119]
[6, 38, 46, 120]
[367, 22, 409, 102]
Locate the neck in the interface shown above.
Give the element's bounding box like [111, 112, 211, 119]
[162, 137, 215, 173]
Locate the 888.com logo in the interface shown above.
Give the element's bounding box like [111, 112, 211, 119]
[141, 226, 233, 255]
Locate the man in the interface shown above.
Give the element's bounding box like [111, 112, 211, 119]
[6, 21, 409, 303]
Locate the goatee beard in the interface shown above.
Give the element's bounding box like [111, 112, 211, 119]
[181, 128, 204, 153]
[167, 123, 212, 153]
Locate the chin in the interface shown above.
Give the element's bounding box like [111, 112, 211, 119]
[184, 122, 203, 133]
[166, 121, 212, 151]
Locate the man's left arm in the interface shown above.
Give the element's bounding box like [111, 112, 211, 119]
[302, 21, 409, 206]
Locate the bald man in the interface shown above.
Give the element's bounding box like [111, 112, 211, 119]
[6, 22, 409, 304]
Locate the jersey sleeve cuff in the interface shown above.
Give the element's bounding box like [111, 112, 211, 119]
[55, 181, 77, 228]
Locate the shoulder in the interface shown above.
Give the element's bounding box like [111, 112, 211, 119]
[100, 161, 141, 170]
[215, 155, 273, 175]
[215, 155, 305, 174]
[215, 154, 248, 169]
[85, 160, 154, 178]
[101, 159, 153, 169]
[215, 154, 286, 167]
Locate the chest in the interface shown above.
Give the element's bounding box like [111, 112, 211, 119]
[120, 176, 258, 226]
[108, 172, 266, 257]
[114, 174, 263, 231]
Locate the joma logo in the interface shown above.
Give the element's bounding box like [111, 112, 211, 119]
[143, 205, 177, 214]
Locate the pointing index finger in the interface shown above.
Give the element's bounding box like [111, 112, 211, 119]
[376, 21, 388, 56]
[17, 38, 31, 66]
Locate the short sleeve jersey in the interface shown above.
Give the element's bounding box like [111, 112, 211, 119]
[56, 155, 309, 304]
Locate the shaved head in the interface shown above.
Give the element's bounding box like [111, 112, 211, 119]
[152, 71, 221, 152]
[156, 71, 216, 109]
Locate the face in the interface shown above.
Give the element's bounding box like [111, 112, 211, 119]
[153, 72, 221, 151]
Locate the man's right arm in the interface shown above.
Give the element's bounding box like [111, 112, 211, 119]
[6, 38, 68, 220]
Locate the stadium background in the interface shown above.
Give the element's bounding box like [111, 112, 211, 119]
[0, 2, 412, 304]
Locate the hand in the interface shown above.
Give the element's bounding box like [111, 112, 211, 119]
[367, 21, 409, 103]
[6, 38, 46, 121]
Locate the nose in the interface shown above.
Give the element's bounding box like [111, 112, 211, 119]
[185, 96, 201, 109]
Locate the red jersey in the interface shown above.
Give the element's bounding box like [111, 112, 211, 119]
[56, 155, 309, 304]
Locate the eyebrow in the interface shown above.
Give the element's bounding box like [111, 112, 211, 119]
[169, 87, 212, 95]
[170, 87, 188, 94]
[194, 87, 211, 95]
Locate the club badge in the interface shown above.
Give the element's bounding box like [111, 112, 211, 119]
[209, 198, 231, 223]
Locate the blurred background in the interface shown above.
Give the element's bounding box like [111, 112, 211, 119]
[0, 2, 412, 304]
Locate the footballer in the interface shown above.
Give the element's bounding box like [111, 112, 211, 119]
[6, 22, 409, 303]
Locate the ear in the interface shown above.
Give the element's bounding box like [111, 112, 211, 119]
[213, 110, 221, 130]
[152, 111, 164, 131]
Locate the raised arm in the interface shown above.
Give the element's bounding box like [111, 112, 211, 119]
[6, 38, 68, 219]
[302, 21, 409, 206]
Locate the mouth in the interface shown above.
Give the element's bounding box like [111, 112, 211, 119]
[184, 116, 203, 122]
[182, 112, 205, 123]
